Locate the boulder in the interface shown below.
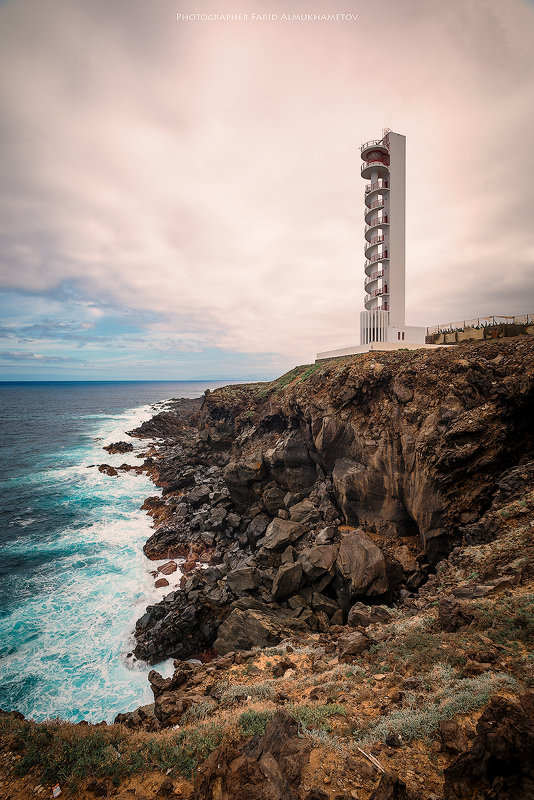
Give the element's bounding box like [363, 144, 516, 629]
[443, 693, 534, 800]
[224, 451, 267, 506]
[158, 561, 178, 576]
[227, 566, 258, 594]
[298, 544, 339, 579]
[262, 483, 287, 515]
[262, 518, 307, 551]
[337, 631, 370, 661]
[214, 608, 290, 654]
[103, 440, 133, 454]
[209, 506, 227, 530]
[98, 464, 118, 476]
[439, 719, 467, 755]
[347, 602, 392, 628]
[336, 529, 388, 597]
[369, 771, 411, 800]
[272, 563, 303, 601]
[186, 486, 211, 508]
[289, 499, 321, 526]
[191, 711, 312, 800]
[311, 592, 339, 617]
[246, 513, 271, 540]
[438, 598, 473, 632]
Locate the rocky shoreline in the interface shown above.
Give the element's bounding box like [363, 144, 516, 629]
[126, 337, 533, 670]
[2, 336, 534, 800]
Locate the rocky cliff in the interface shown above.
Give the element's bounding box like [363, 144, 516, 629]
[132, 337, 534, 665]
[2, 336, 534, 800]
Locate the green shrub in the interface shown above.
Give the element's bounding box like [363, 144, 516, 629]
[238, 709, 275, 737]
[288, 703, 347, 732]
[471, 594, 534, 645]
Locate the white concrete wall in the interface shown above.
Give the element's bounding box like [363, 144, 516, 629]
[360, 309, 389, 345]
[386, 325, 426, 344]
[387, 132, 406, 328]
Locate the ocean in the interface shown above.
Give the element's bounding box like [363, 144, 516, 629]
[0, 381, 234, 723]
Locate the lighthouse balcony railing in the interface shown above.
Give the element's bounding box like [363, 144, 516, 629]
[364, 235, 386, 251]
[365, 287, 389, 303]
[365, 251, 388, 267]
[364, 271, 384, 287]
[365, 180, 389, 194]
[367, 199, 385, 211]
[365, 216, 389, 233]
[361, 139, 389, 154]
[361, 158, 390, 175]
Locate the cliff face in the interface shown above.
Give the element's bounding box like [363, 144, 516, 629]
[215, 339, 533, 561]
[132, 337, 534, 665]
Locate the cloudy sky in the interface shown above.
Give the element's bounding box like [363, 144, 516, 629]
[1, 0, 533, 380]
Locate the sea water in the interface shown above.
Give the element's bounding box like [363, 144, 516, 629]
[0, 381, 232, 723]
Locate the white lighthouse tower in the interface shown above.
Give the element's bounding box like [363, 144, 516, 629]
[317, 129, 428, 360]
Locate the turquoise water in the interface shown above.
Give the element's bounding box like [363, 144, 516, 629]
[0, 381, 230, 722]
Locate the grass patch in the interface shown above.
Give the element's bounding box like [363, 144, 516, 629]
[221, 681, 277, 703]
[9, 718, 225, 786]
[471, 594, 534, 645]
[297, 363, 323, 383]
[238, 709, 276, 737]
[289, 703, 346, 732]
[352, 671, 516, 746]
[238, 703, 346, 739]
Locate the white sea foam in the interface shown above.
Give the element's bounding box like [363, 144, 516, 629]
[0, 399, 185, 723]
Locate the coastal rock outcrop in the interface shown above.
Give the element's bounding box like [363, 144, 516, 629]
[191, 710, 312, 800]
[443, 693, 534, 799]
[131, 338, 534, 664]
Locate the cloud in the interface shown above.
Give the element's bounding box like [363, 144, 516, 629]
[0, 350, 88, 364]
[0, 0, 533, 376]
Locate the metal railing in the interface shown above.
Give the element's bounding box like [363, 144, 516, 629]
[426, 314, 534, 335]
[365, 215, 389, 233]
[361, 158, 390, 173]
[364, 235, 386, 251]
[367, 198, 385, 211]
[365, 180, 389, 194]
[365, 251, 389, 267]
[364, 270, 385, 287]
[361, 139, 389, 153]
[365, 287, 389, 303]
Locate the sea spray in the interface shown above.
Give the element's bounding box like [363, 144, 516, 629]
[0, 381, 229, 722]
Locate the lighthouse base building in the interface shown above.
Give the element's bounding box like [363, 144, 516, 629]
[317, 130, 437, 361]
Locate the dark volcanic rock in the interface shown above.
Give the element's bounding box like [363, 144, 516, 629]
[103, 440, 133, 454]
[98, 464, 118, 477]
[299, 544, 339, 579]
[227, 566, 257, 594]
[369, 771, 412, 800]
[438, 597, 474, 632]
[262, 518, 307, 551]
[336, 529, 389, 597]
[347, 602, 392, 627]
[272, 562, 303, 601]
[191, 710, 312, 800]
[443, 693, 534, 799]
[131, 339, 534, 666]
[337, 630, 370, 661]
[214, 603, 305, 655]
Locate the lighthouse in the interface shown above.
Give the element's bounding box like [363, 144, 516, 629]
[317, 129, 429, 360]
